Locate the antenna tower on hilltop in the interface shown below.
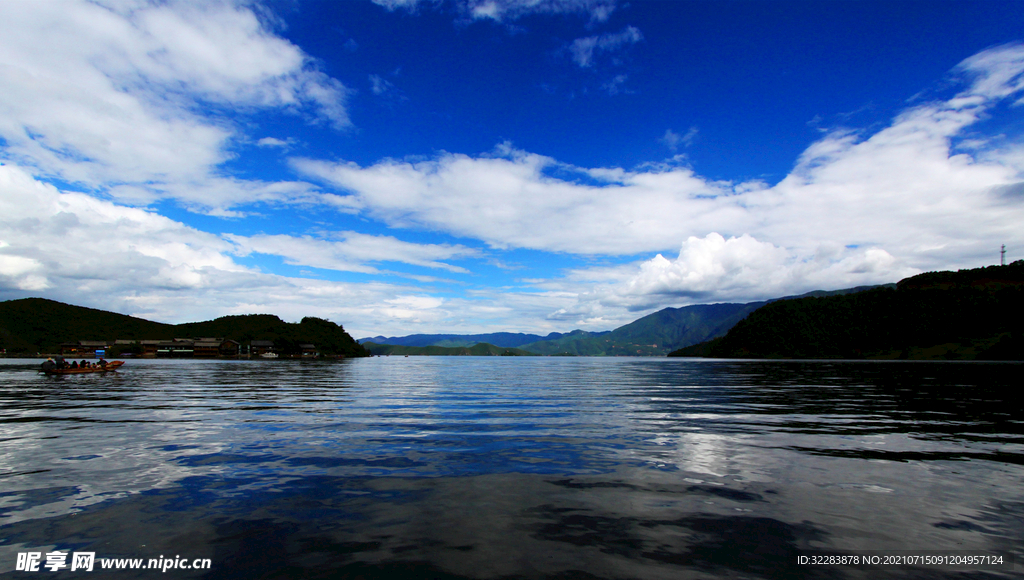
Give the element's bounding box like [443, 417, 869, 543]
[1001, 244, 1006, 266]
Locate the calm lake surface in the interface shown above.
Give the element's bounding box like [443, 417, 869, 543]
[0, 357, 1021, 579]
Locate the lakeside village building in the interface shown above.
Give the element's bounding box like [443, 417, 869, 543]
[59, 339, 319, 359]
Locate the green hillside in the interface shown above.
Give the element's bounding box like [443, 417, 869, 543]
[517, 329, 611, 355]
[180, 315, 368, 357]
[0, 298, 368, 357]
[670, 262, 1024, 360]
[363, 342, 536, 356]
[0, 298, 175, 353]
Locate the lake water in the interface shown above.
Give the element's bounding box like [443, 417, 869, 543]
[0, 357, 1021, 579]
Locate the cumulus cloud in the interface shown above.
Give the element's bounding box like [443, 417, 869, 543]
[0, 164, 243, 298]
[621, 234, 792, 301]
[559, 234, 918, 315]
[0, 0, 349, 213]
[569, 25, 643, 67]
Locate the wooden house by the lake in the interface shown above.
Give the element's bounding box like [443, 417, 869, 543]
[60, 340, 111, 357]
[250, 340, 275, 356]
[156, 339, 194, 358]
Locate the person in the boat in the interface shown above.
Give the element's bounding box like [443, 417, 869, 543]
[80, 360, 88, 368]
[97, 358, 108, 367]
[70, 361, 79, 369]
[41, 358, 56, 372]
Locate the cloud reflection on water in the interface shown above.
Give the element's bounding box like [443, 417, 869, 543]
[0, 358, 1021, 578]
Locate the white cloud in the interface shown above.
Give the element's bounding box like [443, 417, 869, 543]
[0, 0, 349, 213]
[256, 137, 291, 148]
[569, 25, 643, 67]
[0, 255, 48, 291]
[560, 233, 918, 315]
[225, 231, 479, 274]
[622, 233, 792, 300]
[101, 176, 330, 217]
[0, 163, 242, 296]
[292, 145, 731, 255]
[379, 295, 446, 322]
[954, 42, 1024, 101]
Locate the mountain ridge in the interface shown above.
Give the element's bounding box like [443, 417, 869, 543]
[361, 284, 894, 357]
[670, 262, 1023, 360]
[0, 298, 368, 357]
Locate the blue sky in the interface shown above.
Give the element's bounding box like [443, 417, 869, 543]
[1, 0, 1023, 338]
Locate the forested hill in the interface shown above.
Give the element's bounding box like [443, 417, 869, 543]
[0, 298, 368, 356]
[669, 261, 1024, 360]
[0, 298, 172, 353]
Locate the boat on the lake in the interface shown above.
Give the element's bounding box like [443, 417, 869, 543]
[42, 361, 125, 375]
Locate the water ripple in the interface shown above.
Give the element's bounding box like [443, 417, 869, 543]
[0, 357, 1021, 578]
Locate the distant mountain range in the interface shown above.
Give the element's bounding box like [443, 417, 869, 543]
[361, 285, 892, 356]
[513, 303, 764, 356]
[3, 278, 927, 360]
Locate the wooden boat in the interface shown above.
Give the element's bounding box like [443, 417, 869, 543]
[42, 361, 125, 375]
